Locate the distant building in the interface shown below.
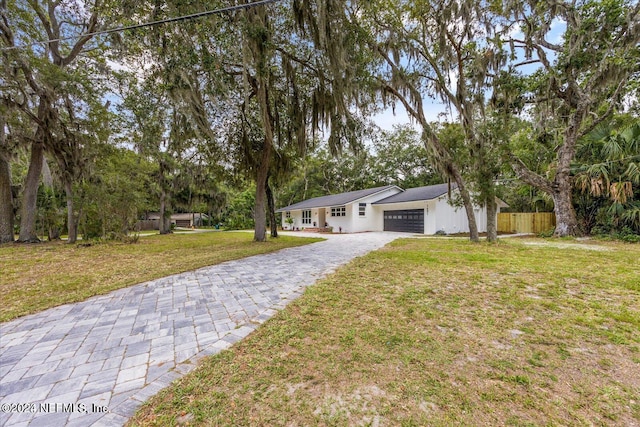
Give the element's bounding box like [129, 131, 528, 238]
[139, 213, 210, 230]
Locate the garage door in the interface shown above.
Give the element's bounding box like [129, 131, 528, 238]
[383, 209, 424, 233]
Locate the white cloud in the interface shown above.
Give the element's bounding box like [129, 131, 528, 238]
[371, 101, 451, 131]
[508, 22, 524, 39]
[549, 18, 566, 44]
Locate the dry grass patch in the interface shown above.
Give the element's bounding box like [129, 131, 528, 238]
[0, 232, 322, 322]
[129, 237, 639, 427]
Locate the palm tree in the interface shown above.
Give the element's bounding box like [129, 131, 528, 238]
[575, 119, 640, 233]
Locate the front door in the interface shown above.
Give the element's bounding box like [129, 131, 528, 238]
[318, 209, 326, 229]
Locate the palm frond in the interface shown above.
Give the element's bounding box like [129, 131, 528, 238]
[601, 134, 624, 160]
[609, 181, 633, 204]
[621, 202, 640, 230]
[607, 201, 625, 224]
[624, 162, 640, 185]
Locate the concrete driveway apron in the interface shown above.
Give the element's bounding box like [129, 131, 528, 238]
[0, 232, 405, 426]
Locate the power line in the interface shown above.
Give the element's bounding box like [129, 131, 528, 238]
[1, 0, 282, 52]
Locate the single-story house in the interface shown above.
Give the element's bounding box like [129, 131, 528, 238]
[141, 212, 210, 230]
[277, 183, 506, 234]
[170, 213, 210, 228]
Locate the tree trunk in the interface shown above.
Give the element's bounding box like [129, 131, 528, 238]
[266, 178, 277, 238]
[459, 186, 480, 242]
[553, 124, 582, 237]
[253, 74, 274, 242]
[510, 154, 581, 237]
[486, 198, 498, 242]
[254, 159, 269, 242]
[382, 80, 480, 243]
[449, 168, 479, 242]
[48, 224, 61, 241]
[18, 142, 44, 243]
[0, 113, 13, 243]
[41, 157, 60, 241]
[552, 181, 580, 237]
[0, 155, 14, 244]
[64, 179, 78, 243]
[159, 187, 170, 234]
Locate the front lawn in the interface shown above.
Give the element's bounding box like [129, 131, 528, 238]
[0, 232, 322, 322]
[129, 237, 640, 426]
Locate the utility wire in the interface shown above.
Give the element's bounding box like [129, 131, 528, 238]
[1, 0, 282, 51]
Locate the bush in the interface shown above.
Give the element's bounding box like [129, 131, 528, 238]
[617, 226, 640, 243]
[222, 186, 255, 230]
[620, 234, 640, 243]
[590, 225, 611, 236]
[120, 233, 140, 244]
[591, 225, 639, 243]
[537, 227, 555, 238]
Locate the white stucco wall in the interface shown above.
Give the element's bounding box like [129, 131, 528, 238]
[434, 196, 471, 234]
[350, 187, 402, 232]
[282, 210, 301, 230]
[433, 195, 488, 234]
[281, 205, 357, 232]
[281, 208, 323, 230]
[324, 205, 353, 232]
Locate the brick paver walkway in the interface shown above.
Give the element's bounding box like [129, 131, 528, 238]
[0, 232, 404, 426]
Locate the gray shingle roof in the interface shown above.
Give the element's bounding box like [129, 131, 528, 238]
[277, 185, 398, 212]
[373, 183, 454, 205]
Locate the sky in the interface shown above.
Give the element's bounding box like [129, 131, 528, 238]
[372, 102, 451, 131]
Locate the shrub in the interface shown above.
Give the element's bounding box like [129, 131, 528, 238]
[538, 227, 555, 238]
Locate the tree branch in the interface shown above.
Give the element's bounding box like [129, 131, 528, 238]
[47, 0, 62, 63]
[275, 47, 318, 74]
[2, 96, 44, 127]
[374, 45, 427, 126]
[0, 4, 14, 46]
[513, 59, 541, 68]
[578, 78, 630, 138]
[26, 0, 54, 41]
[510, 155, 555, 194]
[537, 38, 562, 52]
[61, 11, 99, 67]
[376, 78, 423, 125]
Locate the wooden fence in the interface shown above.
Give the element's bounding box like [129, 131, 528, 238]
[497, 212, 556, 234]
[136, 220, 159, 231]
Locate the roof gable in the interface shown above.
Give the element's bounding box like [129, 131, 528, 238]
[373, 183, 455, 205]
[277, 185, 400, 212]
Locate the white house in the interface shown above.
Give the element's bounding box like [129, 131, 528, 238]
[277, 183, 506, 235]
[277, 185, 403, 233]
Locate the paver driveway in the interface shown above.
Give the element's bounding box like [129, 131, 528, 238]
[0, 232, 405, 426]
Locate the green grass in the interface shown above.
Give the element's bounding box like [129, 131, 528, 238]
[0, 232, 322, 322]
[128, 237, 640, 426]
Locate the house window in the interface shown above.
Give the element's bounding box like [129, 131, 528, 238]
[302, 210, 312, 224]
[359, 203, 366, 216]
[331, 206, 346, 217]
[285, 211, 291, 219]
